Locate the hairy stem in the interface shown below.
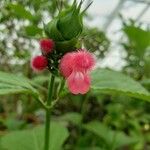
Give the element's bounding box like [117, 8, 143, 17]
[44, 75, 55, 150]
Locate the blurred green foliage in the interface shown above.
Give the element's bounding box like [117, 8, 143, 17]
[0, 0, 150, 150]
[122, 21, 150, 80]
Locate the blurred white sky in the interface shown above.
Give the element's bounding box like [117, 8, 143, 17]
[84, 0, 150, 70]
[87, 0, 150, 35]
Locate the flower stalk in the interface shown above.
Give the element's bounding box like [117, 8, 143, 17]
[44, 74, 55, 150]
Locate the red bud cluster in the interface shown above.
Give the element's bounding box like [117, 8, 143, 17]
[31, 38, 54, 72]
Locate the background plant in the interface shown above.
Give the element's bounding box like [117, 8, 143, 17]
[0, 0, 150, 150]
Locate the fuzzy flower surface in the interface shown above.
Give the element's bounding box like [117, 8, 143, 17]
[73, 49, 95, 72]
[31, 55, 48, 72]
[59, 52, 75, 78]
[40, 39, 54, 54]
[59, 49, 95, 94]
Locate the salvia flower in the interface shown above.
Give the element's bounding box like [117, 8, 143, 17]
[59, 50, 95, 94]
[40, 39, 54, 54]
[31, 55, 48, 72]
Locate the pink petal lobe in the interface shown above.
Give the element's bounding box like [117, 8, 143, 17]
[59, 52, 75, 78]
[67, 71, 91, 95]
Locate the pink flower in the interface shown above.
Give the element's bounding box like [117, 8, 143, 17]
[40, 39, 54, 54]
[67, 71, 91, 94]
[59, 49, 95, 94]
[31, 55, 48, 72]
[59, 50, 95, 77]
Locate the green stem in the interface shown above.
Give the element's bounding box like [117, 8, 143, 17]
[80, 94, 89, 122]
[57, 78, 65, 96]
[77, 94, 89, 144]
[44, 75, 55, 150]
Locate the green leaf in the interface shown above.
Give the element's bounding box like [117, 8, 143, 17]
[0, 88, 29, 95]
[24, 25, 42, 36]
[0, 83, 21, 89]
[141, 79, 150, 86]
[0, 122, 69, 150]
[91, 69, 150, 101]
[8, 4, 34, 20]
[60, 112, 82, 125]
[0, 71, 34, 90]
[84, 121, 138, 149]
[0, 71, 38, 95]
[32, 75, 49, 84]
[123, 25, 150, 57]
[76, 147, 104, 150]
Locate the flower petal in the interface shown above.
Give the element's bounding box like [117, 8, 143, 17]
[67, 71, 91, 94]
[59, 52, 75, 78]
[73, 49, 95, 72]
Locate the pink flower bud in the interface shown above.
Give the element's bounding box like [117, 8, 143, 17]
[67, 71, 91, 94]
[31, 55, 48, 72]
[73, 49, 95, 72]
[40, 39, 54, 54]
